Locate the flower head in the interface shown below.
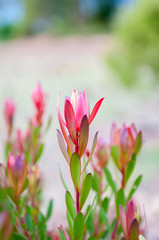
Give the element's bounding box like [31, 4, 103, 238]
[7, 153, 27, 198]
[57, 89, 104, 157]
[4, 98, 15, 137]
[110, 122, 142, 171]
[31, 83, 46, 126]
[119, 200, 145, 240]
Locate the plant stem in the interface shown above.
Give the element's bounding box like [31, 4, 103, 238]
[121, 168, 125, 189]
[76, 189, 80, 213]
[111, 220, 119, 240]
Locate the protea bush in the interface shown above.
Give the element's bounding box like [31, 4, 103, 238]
[0, 85, 146, 240]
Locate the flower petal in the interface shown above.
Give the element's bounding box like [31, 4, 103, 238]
[79, 115, 89, 158]
[57, 93, 73, 152]
[57, 129, 70, 164]
[64, 99, 77, 144]
[76, 93, 86, 131]
[119, 205, 128, 239]
[89, 98, 104, 125]
[126, 200, 135, 234]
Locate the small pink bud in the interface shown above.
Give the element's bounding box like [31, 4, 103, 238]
[110, 122, 142, 170]
[31, 83, 46, 126]
[4, 98, 15, 137]
[7, 153, 27, 198]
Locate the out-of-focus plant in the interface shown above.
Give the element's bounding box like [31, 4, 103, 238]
[0, 86, 147, 239]
[107, 0, 159, 87]
[0, 83, 54, 239]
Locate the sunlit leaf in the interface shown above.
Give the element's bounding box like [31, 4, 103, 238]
[65, 191, 76, 220]
[74, 213, 84, 240]
[124, 154, 136, 186]
[79, 173, 92, 210]
[70, 152, 81, 190]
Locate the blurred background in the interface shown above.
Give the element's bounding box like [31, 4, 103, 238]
[0, 0, 159, 239]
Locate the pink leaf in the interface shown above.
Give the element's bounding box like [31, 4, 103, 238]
[119, 205, 128, 239]
[57, 130, 70, 164]
[89, 98, 104, 125]
[57, 93, 73, 152]
[64, 99, 77, 144]
[79, 115, 89, 158]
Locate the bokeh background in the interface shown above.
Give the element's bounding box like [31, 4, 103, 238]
[0, 0, 159, 239]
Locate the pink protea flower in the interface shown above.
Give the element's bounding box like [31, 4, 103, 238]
[119, 200, 145, 240]
[4, 98, 15, 137]
[7, 153, 27, 198]
[110, 122, 142, 171]
[31, 83, 46, 126]
[57, 89, 104, 157]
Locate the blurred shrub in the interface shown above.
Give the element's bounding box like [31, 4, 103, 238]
[107, 0, 159, 87]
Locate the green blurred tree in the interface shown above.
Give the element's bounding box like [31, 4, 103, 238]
[107, 0, 159, 87]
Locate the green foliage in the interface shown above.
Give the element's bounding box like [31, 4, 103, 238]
[70, 152, 81, 190]
[107, 0, 159, 87]
[79, 173, 92, 210]
[74, 213, 84, 240]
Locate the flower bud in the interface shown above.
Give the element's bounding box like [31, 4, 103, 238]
[7, 154, 27, 198]
[111, 122, 142, 170]
[31, 83, 46, 126]
[4, 98, 15, 137]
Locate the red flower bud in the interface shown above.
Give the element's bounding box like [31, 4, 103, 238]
[111, 122, 142, 170]
[7, 153, 27, 198]
[4, 98, 15, 137]
[31, 83, 46, 126]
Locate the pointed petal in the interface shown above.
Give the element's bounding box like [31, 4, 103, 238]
[79, 115, 89, 158]
[119, 205, 128, 239]
[126, 201, 135, 234]
[57, 93, 73, 152]
[89, 98, 104, 125]
[81, 132, 98, 174]
[76, 93, 86, 131]
[57, 129, 70, 164]
[64, 99, 77, 144]
[130, 219, 139, 240]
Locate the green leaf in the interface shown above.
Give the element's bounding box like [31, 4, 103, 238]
[99, 207, 109, 228]
[36, 144, 44, 163]
[87, 237, 96, 240]
[44, 116, 52, 134]
[129, 219, 139, 240]
[92, 172, 100, 193]
[124, 154, 136, 186]
[25, 151, 31, 164]
[12, 233, 27, 240]
[139, 235, 146, 240]
[102, 197, 109, 213]
[111, 146, 121, 170]
[25, 213, 34, 232]
[70, 152, 81, 190]
[116, 189, 125, 218]
[46, 199, 53, 221]
[84, 194, 97, 223]
[58, 228, 67, 240]
[104, 168, 116, 195]
[65, 191, 76, 220]
[82, 132, 98, 174]
[135, 132, 142, 155]
[67, 211, 73, 237]
[127, 175, 142, 202]
[57, 129, 70, 164]
[74, 213, 84, 240]
[59, 166, 69, 191]
[79, 173, 92, 210]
